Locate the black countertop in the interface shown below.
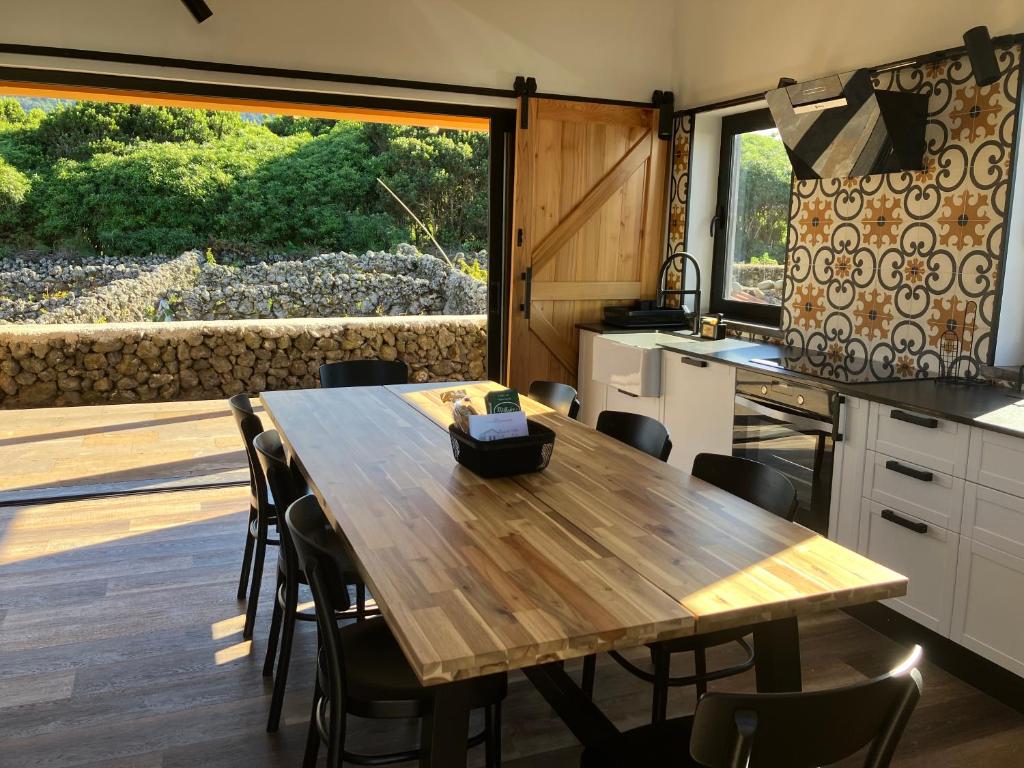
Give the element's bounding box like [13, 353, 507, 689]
[655, 340, 1024, 440]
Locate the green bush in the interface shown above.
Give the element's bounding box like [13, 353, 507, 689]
[221, 122, 404, 253]
[0, 97, 490, 256]
[31, 101, 250, 160]
[0, 156, 30, 234]
[33, 132, 286, 256]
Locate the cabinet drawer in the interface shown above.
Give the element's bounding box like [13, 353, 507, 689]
[867, 402, 969, 476]
[967, 428, 1024, 498]
[859, 499, 959, 635]
[951, 538, 1024, 677]
[604, 386, 662, 422]
[963, 483, 1024, 560]
[863, 450, 964, 531]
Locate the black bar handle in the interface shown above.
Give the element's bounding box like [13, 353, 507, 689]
[519, 266, 532, 319]
[881, 508, 929, 534]
[678, 356, 708, 368]
[890, 409, 938, 429]
[885, 460, 934, 483]
[616, 389, 640, 398]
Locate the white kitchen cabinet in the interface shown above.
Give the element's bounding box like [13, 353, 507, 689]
[858, 499, 959, 636]
[660, 351, 735, 473]
[863, 450, 965, 531]
[604, 385, 662, 421]
[829, 395, 868, 549]
[867, 402, 970, 477]
[577, 330, 607, 428]
[951, 537, 1024, 676]
[967, 427, 1024, 498]
[962, 482, 1024, 560]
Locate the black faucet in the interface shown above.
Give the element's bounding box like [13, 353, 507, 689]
[656, 250, 702, 334]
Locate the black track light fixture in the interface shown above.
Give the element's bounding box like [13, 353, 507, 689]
[181, 0, 212, 23]
[963, 26, 1000, 86]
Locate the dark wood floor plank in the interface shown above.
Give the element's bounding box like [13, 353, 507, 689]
[0, 484, 1022, 767]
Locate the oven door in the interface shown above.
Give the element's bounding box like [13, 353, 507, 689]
[732, 393, 835, 534]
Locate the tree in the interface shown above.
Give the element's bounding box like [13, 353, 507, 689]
[0, 156, 30, 235]
[264, 115, 335, 137]
[733, 132, 791, 264]
[368, 124, 488, 251]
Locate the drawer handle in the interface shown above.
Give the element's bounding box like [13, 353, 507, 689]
[890, 409, 938, 429]
[679, 356, 708, 368]
[881, 508, 929, 534]
[617, 389, 640, 398]
[885, 460, 934, 483]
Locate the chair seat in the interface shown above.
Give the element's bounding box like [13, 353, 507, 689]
[580, 716, 698, 768]
[322, 617, 507, 719]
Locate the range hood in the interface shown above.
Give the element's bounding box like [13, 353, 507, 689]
[765, 69, 929, 180]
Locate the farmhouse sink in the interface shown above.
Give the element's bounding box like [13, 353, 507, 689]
[591, 332, 676, 397]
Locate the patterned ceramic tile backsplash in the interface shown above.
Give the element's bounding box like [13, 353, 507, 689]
[667, 45, 1023, 375]
[782, 45, 1023, 377]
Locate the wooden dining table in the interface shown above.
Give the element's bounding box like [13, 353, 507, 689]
[260, 380, 907, 767]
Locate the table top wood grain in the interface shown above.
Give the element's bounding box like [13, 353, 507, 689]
[261, 381, 906, 685]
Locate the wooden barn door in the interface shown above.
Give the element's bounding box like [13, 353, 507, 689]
[507, 99, 669, 392]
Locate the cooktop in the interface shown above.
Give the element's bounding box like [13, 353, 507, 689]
[750, 347, 950, 385]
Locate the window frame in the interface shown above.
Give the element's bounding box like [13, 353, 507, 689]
[709, 107, 791, 327]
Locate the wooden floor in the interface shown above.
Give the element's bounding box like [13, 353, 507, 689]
[0, 400, 249, 504]
[1, 402, 1023, 766]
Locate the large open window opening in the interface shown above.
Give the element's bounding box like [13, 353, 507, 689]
[0, 77, 515, 391]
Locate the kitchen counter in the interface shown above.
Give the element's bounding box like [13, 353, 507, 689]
[654, 338, 1024, 440]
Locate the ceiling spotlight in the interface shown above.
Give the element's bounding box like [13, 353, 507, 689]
[181, 0, 213, 23]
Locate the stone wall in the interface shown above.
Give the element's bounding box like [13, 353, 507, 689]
[0, 315, 487, 409]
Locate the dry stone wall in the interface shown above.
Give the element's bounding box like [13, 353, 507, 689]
[0, 315, 487, 409]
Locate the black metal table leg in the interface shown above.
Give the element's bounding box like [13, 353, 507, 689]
[523, 662, 619, 749]
[420, 681, 472, 767]
[753, 616, 802, 692]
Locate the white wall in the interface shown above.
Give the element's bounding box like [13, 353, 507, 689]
[673, 0, 1024, 107]
[2, 0, 676, 104]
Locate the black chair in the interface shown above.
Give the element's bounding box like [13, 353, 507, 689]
[319, 360, 409, 388]
[529, 380, 581, 419]
[228, 393, 279, 640]
[253, 430, 378, 733]
[286, 494, 507, 767]
[596, 410, 673, 462]
[692, 452, 798, 521]
[580, 645, 923, 768]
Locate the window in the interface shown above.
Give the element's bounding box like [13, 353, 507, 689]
[710, 108, 792, 326]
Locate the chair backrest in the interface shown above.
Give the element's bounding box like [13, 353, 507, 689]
[253, 430, 307, 582]
[529, 380, 581, 419]
[286, 495, 355, 716]
[596, 410, 673, 462]
[319, 360, 409, 388]
[691, 453, 798, 521]
[689, 646, 923, 768]
[228, 393, 267, 508]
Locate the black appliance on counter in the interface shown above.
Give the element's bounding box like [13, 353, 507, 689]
[603, 250, 701, 331]
[733, 370, 841, 536]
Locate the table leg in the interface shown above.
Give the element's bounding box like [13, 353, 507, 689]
[420, 682, 471, 767]
[753, 616, 802, 692]
[523, 662, 619, 748]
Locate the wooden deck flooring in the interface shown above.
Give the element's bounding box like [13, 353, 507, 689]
[0, 402, 1022, 765]
[0, 400, 249, 504]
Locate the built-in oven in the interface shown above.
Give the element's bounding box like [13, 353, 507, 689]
[733, 370, 844, 535]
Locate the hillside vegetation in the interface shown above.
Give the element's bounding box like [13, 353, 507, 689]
[0, 98, 489, 258]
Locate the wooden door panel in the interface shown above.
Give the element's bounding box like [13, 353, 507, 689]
[508, 98, 668, 393]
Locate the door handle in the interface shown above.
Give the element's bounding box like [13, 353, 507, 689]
[890, 409, 938, 429]
[617, 389, 640, 398]
[710, 205, 725, 238]
[881, 508, 929, 534]
[678, 356, 708, 368]
[519, 266, 532, 319]
[885, 460, 933, 482]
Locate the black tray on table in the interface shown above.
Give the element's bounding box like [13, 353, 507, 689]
[448, 419, 555, 478]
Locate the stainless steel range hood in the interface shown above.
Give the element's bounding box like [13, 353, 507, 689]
[765, 69, 929, 180]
